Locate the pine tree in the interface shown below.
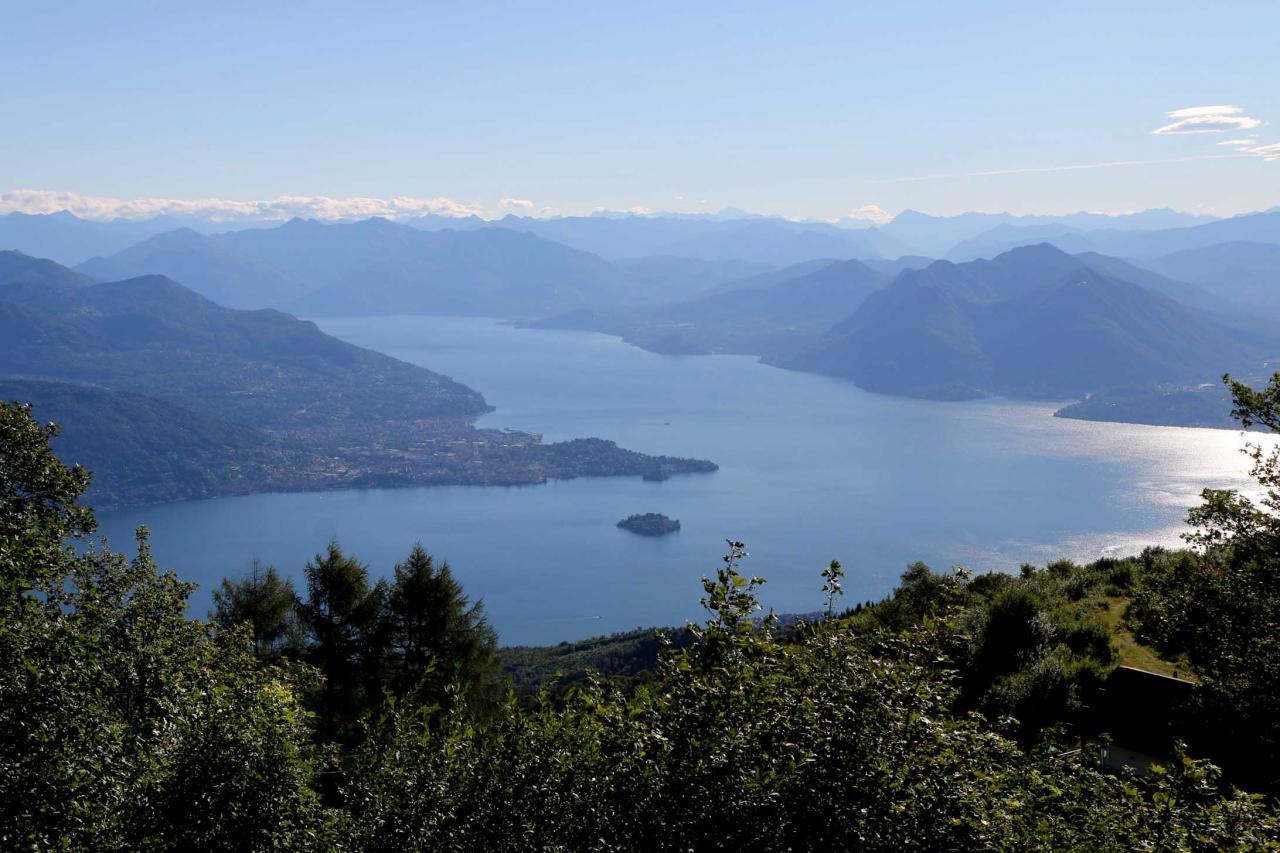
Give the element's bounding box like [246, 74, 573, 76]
[211, 558, 302, 660]
[295, 541, 388, 743]
[387, 544, 500, 713]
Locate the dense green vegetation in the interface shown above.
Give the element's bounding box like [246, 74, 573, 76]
[500, 626, 695, 694]
[7, 374, 1280, 848]
[0, 379, 310, 508]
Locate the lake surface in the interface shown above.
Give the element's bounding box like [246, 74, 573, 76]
[99, 316, 1271, 645]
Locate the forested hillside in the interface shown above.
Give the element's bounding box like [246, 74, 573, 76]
[0, 379, 310, 507]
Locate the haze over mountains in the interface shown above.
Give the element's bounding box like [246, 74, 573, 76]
[0, 249, 715, 507]
[779, 245, 1274, 400]
[880, 208, 1217, 258]
[3, 201, 1279, 449]
[537, 259, 892, 357]
[945, 209, 1280, 262]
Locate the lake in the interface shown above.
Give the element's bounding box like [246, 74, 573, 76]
[98, 316, 1270, 645]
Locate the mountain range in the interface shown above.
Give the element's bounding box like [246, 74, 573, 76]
[778, 245, 1275, 400]
[5, 203, 1278, 428]
[0, 250, 716, 506]
[412, 212, 912, 264]
[0, 211, 193, 266]
[0, 250, 487, 428]
[77, 218, 634, 315]
[881, 208, 1216, 257]
[537, 259, 892, 357]
[946, 210, 1280, 264]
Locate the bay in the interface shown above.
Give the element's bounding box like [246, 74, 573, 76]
[98, 316, 1269, 645]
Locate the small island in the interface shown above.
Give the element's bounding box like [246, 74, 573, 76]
[617, 513, 681, 537]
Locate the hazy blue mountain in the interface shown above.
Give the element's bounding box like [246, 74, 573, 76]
[433, 213, 912, 263]
[470, 214, 723, 258]
[1, 250, 489, 427]
[0, 211, 186, 266]
[610, 256, 774, 303]
[78, 218, 631, 315]
[909, 243, 1090, 302]
[1060, 208, 1216, 230]
[697, 258, 839, 297]
[404, 213, 491, 231]
[1072, 252, 1237, 315]
[945, 224, 1095, 261]
[0, 249, 95, 291]
[881, 208, 1217, 257]
[654, 219, 909, 265]
[289, 221, 628, 316]
[778, 245, 1273, 400]
[1140, 242, 1280, 314]
[537, 258, 890, 357]
[879, 211, 1024, 256]
[861, 255, 935, 276]
[1086, 210, 1280, 258]
[0, 251, 716, 503]
[78, 227, 312, 309]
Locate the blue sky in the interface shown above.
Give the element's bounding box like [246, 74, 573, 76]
[2, 0, 1277, 220]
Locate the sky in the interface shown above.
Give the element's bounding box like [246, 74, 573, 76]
[1, 0, 1278, 222]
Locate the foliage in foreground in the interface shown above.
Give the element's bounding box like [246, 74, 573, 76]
[4, 385, 1280, 849]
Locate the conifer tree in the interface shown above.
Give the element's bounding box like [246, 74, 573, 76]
[387, 544, 500, 712]
[296, 541, 388, 743]
[211, 558, 302, 660]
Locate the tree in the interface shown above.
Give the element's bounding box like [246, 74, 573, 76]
[296, 541, 388, 743]
[211, 558, 303, 660]
[343, 544, 1280, 851]
[0, 400, 327, 849]
[0, 400, 95, 598]
[386, 544, 500, 712]
[1128, 372, 1280, 790]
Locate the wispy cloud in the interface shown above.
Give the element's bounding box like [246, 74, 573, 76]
[1247, 142, 1280, 162]
[498, 197, 534, 210]
[883, 153, 1251, 184]
[1153, 105, 1263, 135]
[0, 189, 489, 222]
[1155, 104, 1276, 162]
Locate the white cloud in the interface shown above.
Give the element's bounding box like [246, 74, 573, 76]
[1167, 105, 1243, 118]
[1153, 106, 1277, 164]
[0, 189, 488, 222]
[498, 197, 534, 210]
[844, 204, 893, 224]
[1153, 105, 1262, 135]
[1247, 142, 1280, 161]
[592, 205, 653, 216]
